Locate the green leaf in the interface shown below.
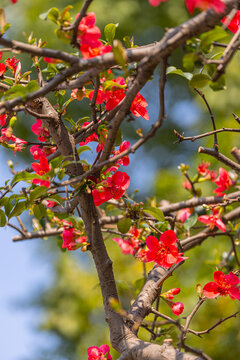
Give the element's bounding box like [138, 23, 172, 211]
[0, 209, 6, 227]
[114, 128, 123, 146]
[104, 23, 118, 44]
[45, 194, 63, 205]
[189, 74, 210, 88]
[200, 26, 228, 53]
[30, 186, 48, 203]
[143, 206, 165, 222]
[47, 7, 60, 24]
[209, 75, 226, 91]
[184, 212, 198, 230]
[11, 171, 39, 187]
[9, 201, 28, 219]
[117, 217, 132, 234]
[166, 66, 193, 81]
[60, 5, 73, 22]
[33, 204, 47, 220]
[77, 145, 92, 155]
[26, 80, 40, 93]
[113, 40, 127, 72]
[182, 53, 199, 72]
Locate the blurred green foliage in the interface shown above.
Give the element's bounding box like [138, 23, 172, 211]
[2, 0, 240, 359]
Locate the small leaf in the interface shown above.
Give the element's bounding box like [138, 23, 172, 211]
[77, 145, 92, 155]
[0, 209, 6, 227]
[184, 213, 198, 230]
[143, 206, 165, 222]
[29, 186, 48, 203]
[117, 217, 131, 234]
[47, 7, 60, 25]
[11, 171, 40, 187]
[33, 204, 47, 220]
[104, 23, 118, 44]
[9, 201, 28, 219]
[0, 8, 6, 32]
[209, 75, 226, 91]
[189, 74, 210, 88]
[182, 53, 199, 72]
[113, 40, 127, 72]
[166, 66, 193, 81]
[200, 26, 228, 53]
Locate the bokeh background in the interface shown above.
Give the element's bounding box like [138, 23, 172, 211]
[1, 0, 240, 359]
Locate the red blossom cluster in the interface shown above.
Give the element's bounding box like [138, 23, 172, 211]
[0, 127, 27, 152]
[161, 288, 184, 316]
[30, 119, 55, 187]
[77, 12, 112, 59]
[87, 344, 112, 360]
[92, 170, 130, 206]
[0, 52, 19, 76]
[62, 227, 88, 251]
[203, 271, 240, 300]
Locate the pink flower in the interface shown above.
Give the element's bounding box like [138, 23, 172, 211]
[87, 344, 112, 360]
[197, 160, 211, 176]
[222, 11, 240, 33]
[149, 0, 168, 6]
[185, 0, 225, 14]
[213, 167, 234, 196]
[203, 271, 240, 300]
[182, 179, 191, 191]
[113, 226, 141, 255]
[145, 230, 187, 268]
[198, 208, 226, 232]
[177, 208, 193, 223]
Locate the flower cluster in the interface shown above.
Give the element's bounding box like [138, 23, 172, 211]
[0, 52, 20, 76]
[87, 344, 112, 360]
[77, 12, 112, 59]
[0, 127, 27, 152]
[92, 170, 130, 206]
[30, 119, 55, 187]
[161, 288, 184, 316]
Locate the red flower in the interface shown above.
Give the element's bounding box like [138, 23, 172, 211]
[92, 171, 130, 206]
[112, 141, 130, 166]
[171, 302, 184, 316]
[31, 156, 50, 176]
[31, 119, 50, 142]
[87, 344, 112, 360]
[213, 167, 233, 196]
[197, 160, 210, 176]
[130, 93, 149, 120]
[185, 0, 225, 14]
[222, 11, 240, 33]
[0, 113, 6, 126]
[43, 57, 62, 64]
[203, 271, 240, 300]
[198, 208, 226, 232]
[30, 145, 56, 160]
[5, 56, 20, 73]
[113, 226, 141, 255]
[77, 12, 101, 47]
[10, 0, 18, 3]
[161, 288, 181, 300]
[32, 178, 50, 188]
[145, 230, 187, 268]
[79, 122, 98, 146]
[149, 0, 168, 6]
[0, 63, 6, 76]
[80, 43, 112, 59]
